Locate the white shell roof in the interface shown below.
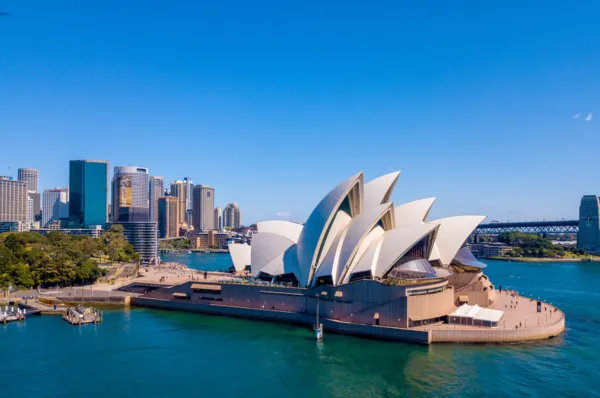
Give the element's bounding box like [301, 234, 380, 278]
[372, 223, 439, 279]
[335, 202, 394, 285]
[317, 210, 352, 266]
[250, 232, 295, 276]
[312, 226, 349, 286]
[256, 220, 303, 243]
[363, 171, 400, 209]
[341, 228, 385, 284]
[228, 243, 251, 272]
[428, 215, 486, 265]
[394, 197, 436, 227]
[346, 225, 385, 279]
[242, 170, 488, 287]
[256, 245, 301, 279]
[311, 203, 394, 286]
[296, 172, 363, 287]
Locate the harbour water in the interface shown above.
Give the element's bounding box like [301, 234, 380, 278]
[1, 256, 599, 397]
[161, 251, 233, 271]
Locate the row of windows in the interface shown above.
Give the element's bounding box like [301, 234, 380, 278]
[192, 288, 221, 295]
[406, 286, 446, 296]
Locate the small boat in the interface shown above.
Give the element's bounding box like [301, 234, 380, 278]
[187, 250, 192, 254]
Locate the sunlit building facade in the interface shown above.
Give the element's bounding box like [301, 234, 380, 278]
[42, 188, 69, 228]
[0, 176, 28, 222]
[158, 196, 179, 238]
[223, 202, 241, 229]
[170, 180, 186, 227]
[192, 185, 215, 231]
[111, 166, 149, 222]
[69, 160, 108, 227]
[149, 176, 164, 223]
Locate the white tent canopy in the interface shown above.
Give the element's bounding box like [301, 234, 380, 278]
[449, 304, 504, 327]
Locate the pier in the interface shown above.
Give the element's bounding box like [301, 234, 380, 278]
[1, 306, 26, 324]
[62, 306, 103, 325]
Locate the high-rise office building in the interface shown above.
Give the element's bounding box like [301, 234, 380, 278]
[184, 177, 194, 226]
[158, 196, 179, 238]
[170, 180, 186, 226]
[18, 168, 38, 193]
[27, 197, 34, 223]
[192, 185, 215, 231]
[117, 207, 150, 222]
[111, 166, 149, 222]
[223, 202, 242, 229]
[114, 222, 158, 264]
[184, 177, 193, 211]
[69, 160, 109, 227]
[0, 176, 27, 222]
[42, 187, 69, 227]
[29, 193, 41, 221]
[17, 168, 41, 220]
[214, 207, 222, 230]
[149, 176, 164, 223]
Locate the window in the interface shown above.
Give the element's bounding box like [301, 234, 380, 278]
[198, 296, 223, 301]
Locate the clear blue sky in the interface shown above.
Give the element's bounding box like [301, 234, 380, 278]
[1, 1, 599, 224]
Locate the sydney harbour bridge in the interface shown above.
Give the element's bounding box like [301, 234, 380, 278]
[472, 220, 579, 240]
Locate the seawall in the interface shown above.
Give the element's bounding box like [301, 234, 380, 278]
[133, 296, 432, 344]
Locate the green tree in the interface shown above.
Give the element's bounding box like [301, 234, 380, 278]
[0, 273, 12, 289]
[79, 237, 99, 257]
[74, 259, 102, 284]
[4, 234, 26, 259]
[11, 263, 34, 288]
[0, 245, 17, 274]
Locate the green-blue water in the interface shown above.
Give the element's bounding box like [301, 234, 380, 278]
[161, 251, 233, 271]
[1, 257, 599, 397]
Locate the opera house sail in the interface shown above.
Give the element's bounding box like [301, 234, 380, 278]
[134, 171, 565, 344]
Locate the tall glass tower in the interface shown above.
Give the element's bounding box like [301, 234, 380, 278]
[111, 166, 149, 222]
[69, 160, 109, 227]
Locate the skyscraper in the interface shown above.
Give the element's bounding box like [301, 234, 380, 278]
[192, 185, 215, 231]
[17, 168, 38, 193]
[214, 207, 222, 230]
[185, 177, 194, 226]
[18, 168, 40, 221]
[111, 166, 149, 222]
[42, 187, 69, 227]
[158, 196, 179, 238]
[115, 221, 158, 264]
[69, 160, 109, 227]
[149, 176, 164, 223]
[0, 176, 27, 222]
[170, 180, 187, 226]
[27, 196, 34, 223]
[223, 202, 242, 229]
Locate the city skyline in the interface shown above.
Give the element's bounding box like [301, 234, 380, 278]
[2, 160, 244, 230]
[2, 2, 600, 224]
[0, 159, 587, 226]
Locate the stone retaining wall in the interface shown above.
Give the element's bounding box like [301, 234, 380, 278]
[431, 314, 565, 343]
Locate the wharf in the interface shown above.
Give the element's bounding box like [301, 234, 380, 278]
[63, 306, 103, 325]
[1, 306, 27, 324]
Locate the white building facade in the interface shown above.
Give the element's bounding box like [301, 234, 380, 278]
[42, 188, 69, 227]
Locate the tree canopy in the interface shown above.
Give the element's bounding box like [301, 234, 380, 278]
[0, 230, 138, 290]
[498, 232, 585, 258]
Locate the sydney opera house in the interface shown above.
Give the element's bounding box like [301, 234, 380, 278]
[135, 172, 565, 344]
